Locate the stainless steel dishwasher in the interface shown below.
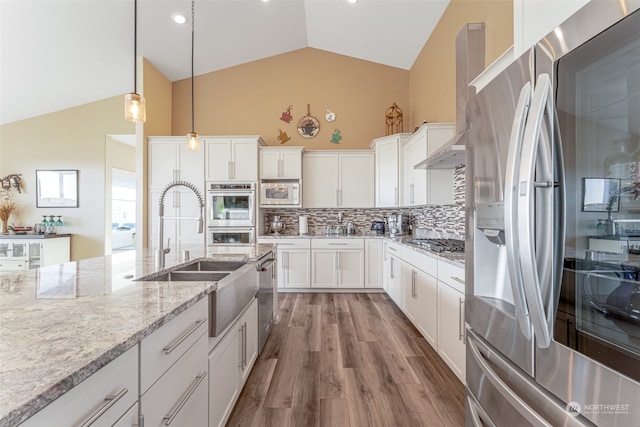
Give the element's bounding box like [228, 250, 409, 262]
[256, 251, 275, 352]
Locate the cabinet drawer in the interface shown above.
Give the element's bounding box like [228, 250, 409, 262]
[20, 345, 138, 427]
[0, 259, 28, 271]
[258, 238, 311, 249]
[385, 241, 402, 258]
[140, 298, 208, 393]
[312, 238, 364, 250]
[141, 332, 208, 427]
[401, 245, 437, 275]
[438, 260, 465, 293]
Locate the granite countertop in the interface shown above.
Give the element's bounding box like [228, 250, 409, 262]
[0, 244, 275, 426]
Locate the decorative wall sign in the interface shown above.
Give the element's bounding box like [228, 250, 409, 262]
[330, 129, 342, 144]
[325, 107, 336, 122]
[277, 129, 291, 144]
[297, 104, 320, 139]
[280, 105, 293, 123]
[385, 102, 404, 135]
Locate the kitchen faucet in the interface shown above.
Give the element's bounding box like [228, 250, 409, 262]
[156, 180, 205, 268]
[604, 185, 637, 236]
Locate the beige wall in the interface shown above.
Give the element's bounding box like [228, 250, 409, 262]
[0, 96, 134, 260]
[170, 48, 410, 149]
[409, 0, 514, 125]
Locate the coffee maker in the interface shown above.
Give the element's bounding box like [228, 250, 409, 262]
[388, 214, 410, 236]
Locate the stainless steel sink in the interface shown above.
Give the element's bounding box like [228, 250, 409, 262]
[173, 260, 247, 272]
[139, 271, 230, 282]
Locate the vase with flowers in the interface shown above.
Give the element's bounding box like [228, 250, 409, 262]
[0, 193, 15, 235]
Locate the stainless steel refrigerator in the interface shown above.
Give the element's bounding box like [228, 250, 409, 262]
[465, 1, 640, 425]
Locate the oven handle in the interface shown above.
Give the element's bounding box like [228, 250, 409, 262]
[257, 252, 276, 271]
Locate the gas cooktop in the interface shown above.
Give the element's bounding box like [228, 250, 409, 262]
[406, 238, 465, 253]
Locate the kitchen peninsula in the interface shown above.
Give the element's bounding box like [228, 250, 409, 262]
[0, 245, 274, 426]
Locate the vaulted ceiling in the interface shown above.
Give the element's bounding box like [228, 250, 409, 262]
[0, 0, 450, 125]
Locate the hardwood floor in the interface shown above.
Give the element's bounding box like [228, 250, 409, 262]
[227, 293, 465, 427]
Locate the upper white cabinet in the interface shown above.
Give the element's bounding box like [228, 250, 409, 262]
[148, 137, 204, 188]
[205, 136, 265, 182]
[260, 147, 303, 180]
[401, 123, 455, 206]
[513, 0, 589, 56]
[370, 133, 410, 207]
[303, 151, 374, 208]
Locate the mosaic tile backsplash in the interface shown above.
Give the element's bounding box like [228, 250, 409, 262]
[264, 166, 465, 237]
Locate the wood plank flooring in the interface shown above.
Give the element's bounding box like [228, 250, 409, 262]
[227, 293, 465, 427]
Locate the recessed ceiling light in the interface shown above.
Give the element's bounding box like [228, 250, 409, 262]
[261, 0, 269, 2]
[172, 13, 186, 24]
[348, 0, 359, 3]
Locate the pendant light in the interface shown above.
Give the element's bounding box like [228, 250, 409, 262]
[124, 0, 146, 122]
[186, 0, 200, 151]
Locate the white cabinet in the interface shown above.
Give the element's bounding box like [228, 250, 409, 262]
[402, 123, 455, 206]
[260, 147, 303, 180]
[209, 298, 258, 427]
[370, 133, 409, 207]
[205, 136, 264, 182]
[259, 238, 311, 289]
[514, 0, 589, 57]
[401, 259, 438, 349]
[311, 239, 365, 289]
[148, 137, 205, 251]
[383, 241, 402, 306]
[20, 345, 139, 427]
[0, 237, 70, 271]
[140, 298, 209, 426]
[437, 261, 466, 383]
[303, 151, 374, 208]
[364, 239, 383, 289]
[148, 137, 204, 189]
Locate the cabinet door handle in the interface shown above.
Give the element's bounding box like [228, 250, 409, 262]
[412, 270, 416, 298]
[278, 159, 283, 177]
[459, 297, 465, 343]
[162, 318, 206, 355]
[395, 187, 398, 205]
[163, 371, 207, 426]
[339, 189, 343, 207]
[451, 276, 465, 285]
[336, 189, 340, 206]
[390, 257, 394, 279]
[336, 252, 341, 270]
[228, 162, 233, 180]
[80, 387, 128, 427]
[242, 322, 248, 369]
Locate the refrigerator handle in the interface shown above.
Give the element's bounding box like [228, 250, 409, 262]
[518, 73, 555, 348]
[504, 82, 533, 340]
[467, 332, 549, 425]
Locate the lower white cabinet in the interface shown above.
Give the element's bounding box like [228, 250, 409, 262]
[364, 239, 383, 288]
[20, 345, 139, 427]
[142, 334, 208, 427]
[383, 241, 402, 305]
[209, 298, 258, 427]
[0, 236, 70, 271]
[258, 238, 311, 289]
[311, 239, 364, 289]
[437, 261, 466, 383]
[401, 260, 438, 349]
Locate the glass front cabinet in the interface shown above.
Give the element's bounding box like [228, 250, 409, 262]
[0, 238, 68, 272]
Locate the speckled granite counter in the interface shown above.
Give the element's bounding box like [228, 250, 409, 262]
[0, 244, 275, 426]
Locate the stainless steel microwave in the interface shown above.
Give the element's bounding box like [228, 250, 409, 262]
[260, 181, 300, 207]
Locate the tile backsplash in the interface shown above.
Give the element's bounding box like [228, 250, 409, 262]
[264, 166, 465, 237]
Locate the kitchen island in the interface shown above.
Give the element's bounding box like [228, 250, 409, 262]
[0, 244, 274, 426]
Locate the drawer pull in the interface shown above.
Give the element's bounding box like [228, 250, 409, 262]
[163, 371, 207, 426]
[328, 243, 349, 245]
[450, 276, 465, 285]
[80, 387, 128, 427]
[163, 318, 206, 355]
[388, 246, 398, 252]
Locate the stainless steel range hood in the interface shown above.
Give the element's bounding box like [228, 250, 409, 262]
[415, 23, 484, 169]
[414, 132, 465, 169]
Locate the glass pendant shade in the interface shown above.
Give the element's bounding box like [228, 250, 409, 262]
[186, 131, 200, 151]
[124, 92, 146, 122]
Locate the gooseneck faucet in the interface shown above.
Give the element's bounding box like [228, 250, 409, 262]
[156, 180, 205, 268]
[604, 185, 637, 236]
